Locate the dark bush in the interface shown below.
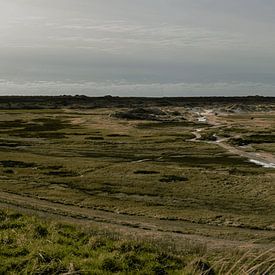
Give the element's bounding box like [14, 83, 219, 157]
[152, 265, 168, 275]
[8, 213, 23, 220]
[34, 225, 49, 238]
[113, 108, 166, 121]
[124, 253, 143, 270]
[0, 160, 36, 168]
[160, 175, 188, 183]
[195, 260, 215, 275]
[3, 169, 14, 174]
[102, 257, 122, 273]
[0, 210, 7, 222]
[134, 170, 160, 175]
[200, 133, 217, 141]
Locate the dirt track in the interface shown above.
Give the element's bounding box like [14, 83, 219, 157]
[0, 190, 274, 251]
[197, 111, 275, 168]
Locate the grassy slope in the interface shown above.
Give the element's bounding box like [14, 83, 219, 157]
[0, 209, 274, 274]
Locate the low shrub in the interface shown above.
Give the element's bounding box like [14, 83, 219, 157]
[160, 175, 188, 183]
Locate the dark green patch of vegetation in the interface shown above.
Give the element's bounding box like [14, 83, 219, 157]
[0, 119, 26, 129]
[230, 134, 275, 146]
[137, 121, 201, 129]
[107, 134, 130, 137]
[27, 118, 71, 132]
[47, 165, 63, 170]
[3, 169, 15, 174]
[199, 132, 217, 141]
[163, 155, 251, 167]
[0, 139, 30, 148]
[160, 175, 188, 183]
[5, 118, 74, 139]
[101, 257, 123, 272]
[44, 170, 79, 177]
[195, 260, 215, 275]
[34, 225, 49, 238]
[114, 108, 167, 121]
[0, 160, 36, 168]
[11, 131, 66, 139]
[134, 170, 160, 175]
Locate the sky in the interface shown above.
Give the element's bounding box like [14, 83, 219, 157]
[0, 0, 275, 96]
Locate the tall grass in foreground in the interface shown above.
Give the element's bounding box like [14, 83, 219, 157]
[0, 209, 274, 274]
[206, 248, 275, 275]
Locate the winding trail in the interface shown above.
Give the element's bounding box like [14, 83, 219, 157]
[214, 141, 275, 168]
[0, 190, 274, 251]
[193, 111, 275, 169]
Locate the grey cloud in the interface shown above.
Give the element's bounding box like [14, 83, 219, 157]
[0, 0, 275, 96]
[1, 17, 246, 52]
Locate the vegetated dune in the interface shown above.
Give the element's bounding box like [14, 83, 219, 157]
[0, 95, 275, 109]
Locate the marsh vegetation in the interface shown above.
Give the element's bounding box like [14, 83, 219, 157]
[0, 97, 274, 273]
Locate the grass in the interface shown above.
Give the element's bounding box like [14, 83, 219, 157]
[0, 106, 274, 273]
[159, 175, 188, 183]
[0, 209, 274, 274]
[0, 209, 187, 274]
[230, 134, 275, 146]
[0, 108, 273, 230]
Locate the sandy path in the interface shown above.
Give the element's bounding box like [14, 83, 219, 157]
[215, 141, 275, 168]
[194, 111, 275, 168]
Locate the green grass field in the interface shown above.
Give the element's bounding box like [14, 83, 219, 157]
[0, 209, 274, 274]
[0, 106, 274, 274]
